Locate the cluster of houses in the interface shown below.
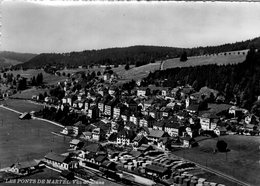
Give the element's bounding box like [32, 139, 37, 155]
[44, 75, 260, 152]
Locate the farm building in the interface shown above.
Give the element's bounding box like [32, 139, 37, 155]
[10, 160, 39, 175]
[44, 152, 71, 170]
[19, 112, 31, 120]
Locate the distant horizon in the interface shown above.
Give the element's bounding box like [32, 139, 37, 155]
[2, 1, 260, 53]
[0, 36, 258, 55]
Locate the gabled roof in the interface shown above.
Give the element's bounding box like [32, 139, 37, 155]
[148, 129, 166, 138]
[70, 139, 81, 145]
[95, 155, 107, 163]
[186, 104, 199, 112]
[199, 112, 219, 119]
[74, 121, 85, 127]
[44, 152, 69, 163]
[12, 160, 39, 169]
[82, 143, 105, 153]
[145, 164, 168, 174]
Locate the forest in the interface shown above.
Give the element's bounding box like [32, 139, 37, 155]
[14, 37, 260, 69]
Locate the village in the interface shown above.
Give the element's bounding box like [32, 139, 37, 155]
[1, 66, 259, 186]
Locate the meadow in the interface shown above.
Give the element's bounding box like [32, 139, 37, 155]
[1, 99, 44, 113]
[1, 69, 67, 85]
[162, 52, 247, 70]
[173, 135, 260, 186]
[0, 107, 68, 168]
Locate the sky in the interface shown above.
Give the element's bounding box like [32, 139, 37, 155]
[1, 1, 260, 54]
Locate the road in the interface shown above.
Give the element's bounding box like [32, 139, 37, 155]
[169, 153, 251, 186]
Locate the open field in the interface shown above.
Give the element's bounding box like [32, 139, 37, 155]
[0, 108, 68, 168]
[162, 52, 247, 70]
[58, 62, 160, 82]
[172, 135, 260, 186]
[119, 62, 160, 81]
[0, 99, 44, 113]
[11, 87, 49, 100]
[1, 69, 67, 85]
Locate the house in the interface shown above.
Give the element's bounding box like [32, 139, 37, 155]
[79, 143, 106, 160]
[175, 111, 189, 120]
[214, 126, 227, 136]
[245, 114, 259, 125]
[160, 107, 172, 118]
[147, 129, 169, 144]
[108, 87, 116, 96]
[117, 129, 135, 146]
[85, 153, 108, 166]
[129, 113, 141, 126]
[133, 135, 149, 147]
[121, 110, 131, 122]
[73, 121, 85, 136]
[61, 126, 73, 135]
[10, 160, 39, 175]
[144, 100, 154, 111]
[69, 139, 84, 150]
[84, 99, 92, 111]
[78, 99, 86, 109]
[181, 136, 195, 148]
[139, 115, 156, 128]
[67, 95, 73, 106]
[186, 104, 199, 114]
[148, 107, 161, 120]
[152, 120, 165, 131]
[125, 99, 138, 112]
[19, 112, 31, 120]
[161, 88, 171, 97]
[92, 128, 104, 141]
[199, 113, 220, 131]
[113, 104, 123, 119]
[145, 164, 169, 178]
[229, 106, 248, 117]
[157, 137, 171, 151]
[137, 87, 146, 97]
[88, 105, 99, 119]
[44, 152, 71, 170]
[104, 99, 117, 118]
[164, 119, 181, 137]
[104, 73, 111, 81]
[81, 131, 92, 140]
[98, 100, 105, 114]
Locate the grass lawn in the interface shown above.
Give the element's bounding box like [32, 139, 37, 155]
[163, 53, 246, 70]
[11, 87, 49, 100]
[0, 99, 44, 113]
[0, 108, 68, 168]
[173, 135, 260, 186]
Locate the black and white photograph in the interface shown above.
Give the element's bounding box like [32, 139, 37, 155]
[0, 1, 260, 185]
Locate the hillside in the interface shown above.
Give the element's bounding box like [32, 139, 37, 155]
[15, 46, 183, 69]
[15, 36, 260, 69]
[0, 51, 37, 68]
[144, 48, 260, 110]
[162, 49, 248, 70]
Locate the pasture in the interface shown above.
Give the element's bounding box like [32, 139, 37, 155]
[0, 99, 44, 113]
[0, 108, 68, 168]
[1, 69, 67, 85]
[162, 52, 247, 70]
[173, 135, 260, 185]
[11, 87, 49, 100]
